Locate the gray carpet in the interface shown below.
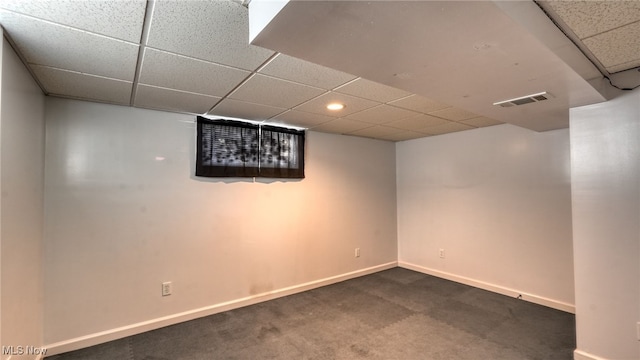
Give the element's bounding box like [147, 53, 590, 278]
[46, 267, 575, 359]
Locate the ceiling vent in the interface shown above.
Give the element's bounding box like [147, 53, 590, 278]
[493, 92, 552, 108]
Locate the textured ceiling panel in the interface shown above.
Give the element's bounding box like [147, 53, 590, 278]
[421, 121, 475, 135]
[429, 107, 479, 122]
[209, 98, 285, 120]
[229, 74, 326, 109]
[385, 114, 449, 131]
[0, 0, 146, 42]
[139, 48, 250, 97]
[32, 65, 132, 105]
[147, 0, 274, 70]
[294, 92, 379, 117]
[334, 78, 413, 103]
[259, 53, 357, 90]
[310, 119, 372, 134]
[347, 125, 405, 139]
[270, 110, 335, 128]
[345, 104, 419, 125]
[461, 116, 504, 128]
[388, 95, 451, 114]
[383, 130, 429, 142]
[135, 85, 220, 114]
[0, 10, 138, 80]
[544, 0, 640, 39]
[582, 21, 640, 73]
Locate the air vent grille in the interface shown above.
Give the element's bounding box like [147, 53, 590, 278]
[494, 92, 552, 108]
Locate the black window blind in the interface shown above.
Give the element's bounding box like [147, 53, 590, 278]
[196, 117, 305, 179]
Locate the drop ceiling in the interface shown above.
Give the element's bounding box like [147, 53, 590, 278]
[0, 0, 638, 142]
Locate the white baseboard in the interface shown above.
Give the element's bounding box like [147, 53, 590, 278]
[44, 261, 397, 356]
[574, 349, 608, 360]
[398, 261, 575, 314]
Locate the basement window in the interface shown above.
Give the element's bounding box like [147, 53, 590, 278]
[196, 116, 305, 179]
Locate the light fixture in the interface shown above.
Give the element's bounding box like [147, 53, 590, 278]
[326, 103, 346, 111]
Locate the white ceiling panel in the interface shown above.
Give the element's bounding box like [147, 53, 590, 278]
[544, 0, 640, 39]
[385, 114, 449, 131]
[135, 85, 220, 114]
[461, 116, 504, 128]
[388, 95, 451, 114]
[429, 107, 479, 122]
[345, 104, 419, 125]
[32, 65, 132, 105]
[0, 0, 146, 42]
[347, 125, 404, 140]
[384, 131, 431, 142]
[582, 21, 640, 73]
[229, 74, 325, 109]
[311, 119, 372, 134]
[270, 110, 335, 128]
[294, 92, 379, 117]
[0, 10, 139, 81]
[147, 0, 274, 70]
[139, 48, 250, 97]
[334, 78, 412, 103]
[259, 53, 357, 90]
[209, 98, 285, 121]
[421, 121, 475, 135]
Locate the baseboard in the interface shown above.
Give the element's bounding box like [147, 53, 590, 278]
[44, 261, 397, 356]
[574, 349, 608, 360]
[398, 261, 575, 314]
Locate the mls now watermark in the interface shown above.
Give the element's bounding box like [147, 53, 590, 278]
[2, 345, 48, 356]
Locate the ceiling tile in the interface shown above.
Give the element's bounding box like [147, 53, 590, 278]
[259, 53, 357, 90]
[545, 0, 640, 39]
[346, 125, 404, 139]
[461, 116, 504, 127]
[384, 131, 431, 142]
[32, 65, 132, 105]
[134, 85, 220, 114]
[420, 121, 475, 135]
[345, 104, 419, 125]
[229, 74, 325, 109]
[310, 119, 372, 134]
[139, 48, 250, 97]
[0, 0, 146, 42]
[270, 110, 335, 128]
[429, 107, 479, 121]
[209, 98, 285, 121]
[385, 114, 449, 130]
[334, 78, 412, 103]
[582, 21, 640, 72]
[294, 92, 379, 117]
[147, 0, 274, 70]
[607, 59, 640, 74]
[388, 94, 451, 113]
[0, 10, 138, 80]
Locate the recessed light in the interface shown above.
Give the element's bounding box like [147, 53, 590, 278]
[326, 103, 346, 111]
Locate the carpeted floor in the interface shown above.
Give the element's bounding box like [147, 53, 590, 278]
[46, 267, 575, 359]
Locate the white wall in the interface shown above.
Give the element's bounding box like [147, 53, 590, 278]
[396, 124, 575, 312]
[570, 89, 640, 360]
[0, 36, 46, 359]
[43, 98, 398, 353]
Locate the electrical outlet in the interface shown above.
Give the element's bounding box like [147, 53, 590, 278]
[162, 281, 172, 296]
[439, 248, 445, 259]
[355, 248, 360, 258]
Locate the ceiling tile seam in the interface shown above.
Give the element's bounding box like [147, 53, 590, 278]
[205, 52, 280, 114]
[138, 83, 220, 98]
[143, 46, 256, 73]
[45, 92, 130, 107]
[0, 31, 48, 95]
[130, 0, 156, 106]
[0, 9, 142, 45]
[30, 64, 134, 84]
[579, 19, 640, 41]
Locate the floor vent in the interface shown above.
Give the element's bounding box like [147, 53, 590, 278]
[493, 92, 552, 108]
